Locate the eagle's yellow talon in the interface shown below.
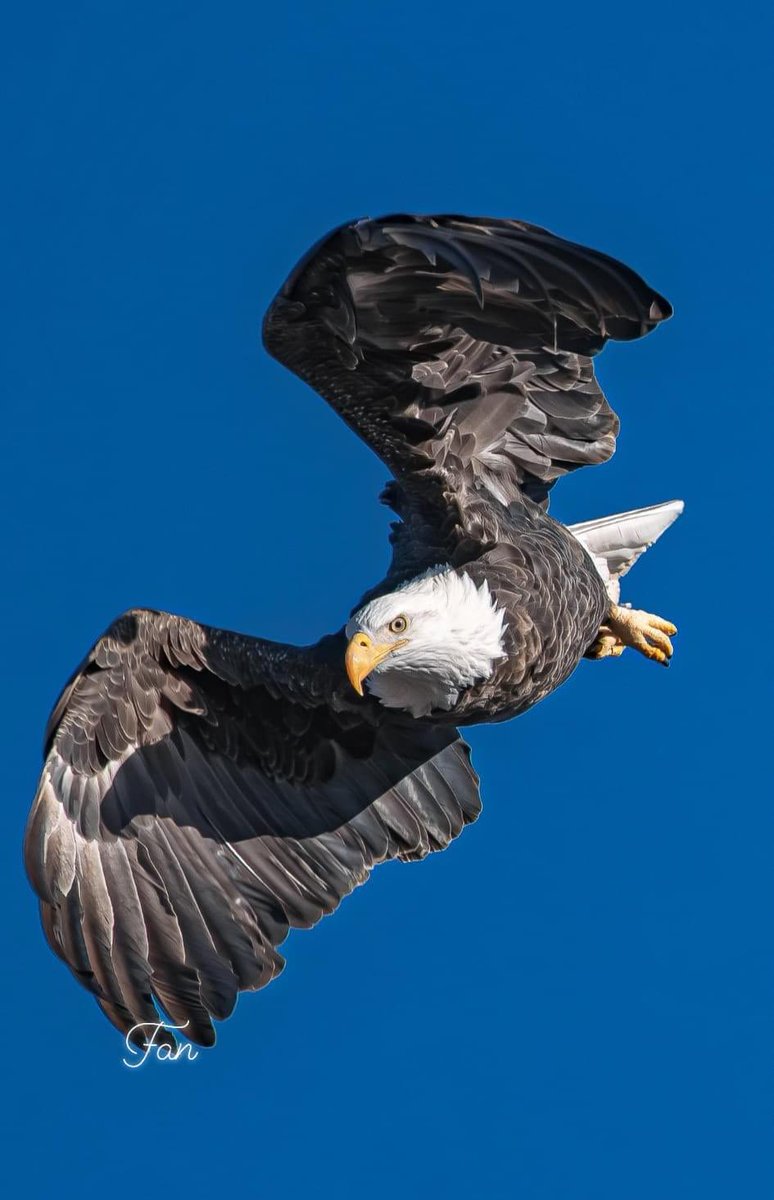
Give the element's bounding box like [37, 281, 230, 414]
[587, 626, 626, 659]
[650, 616, 677, 636]
[605, 604, 678, 666]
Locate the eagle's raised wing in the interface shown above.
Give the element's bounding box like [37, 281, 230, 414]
[25, 609, 480, 1046]
[264, 214, 671, 532]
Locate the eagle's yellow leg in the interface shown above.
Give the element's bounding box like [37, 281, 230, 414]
[588, 604, 677, 666]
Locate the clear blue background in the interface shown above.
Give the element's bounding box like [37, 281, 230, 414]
[2, 2, 770, 1196]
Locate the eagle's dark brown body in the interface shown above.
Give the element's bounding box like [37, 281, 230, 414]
[25, 214, 671, 1048]
[354, 487, 609, 726]
[443, 508, 608, 725]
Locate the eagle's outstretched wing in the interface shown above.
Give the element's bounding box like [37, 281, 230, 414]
[264, 214, 671, 551]
[25, 609, 480, 1045]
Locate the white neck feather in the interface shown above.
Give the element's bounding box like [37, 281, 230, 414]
[348, 566, 507, 718]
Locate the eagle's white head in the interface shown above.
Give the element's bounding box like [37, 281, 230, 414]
[344, 566, 507, 718]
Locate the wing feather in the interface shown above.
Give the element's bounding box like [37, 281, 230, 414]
[264, 213, 671, 540]
[25, 609, 480, 1046]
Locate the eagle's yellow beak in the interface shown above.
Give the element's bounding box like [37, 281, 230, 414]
[344, 633, 408, 696]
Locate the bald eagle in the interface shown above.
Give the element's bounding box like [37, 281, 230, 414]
[25, 214, 682, 1050]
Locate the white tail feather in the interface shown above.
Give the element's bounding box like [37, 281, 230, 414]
[569, 500, 684, 602]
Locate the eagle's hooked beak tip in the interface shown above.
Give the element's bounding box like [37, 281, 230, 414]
[344, 633, 377, 696]
[344, 633, 407, 696]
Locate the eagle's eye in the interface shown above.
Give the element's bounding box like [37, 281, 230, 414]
[389, 615, 408, 635]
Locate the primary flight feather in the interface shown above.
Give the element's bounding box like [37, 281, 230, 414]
[25, 213, 682, 1048]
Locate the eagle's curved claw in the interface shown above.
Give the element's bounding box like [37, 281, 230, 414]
[603, 603, 677, 667]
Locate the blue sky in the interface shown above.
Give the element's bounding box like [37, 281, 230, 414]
[1, 2, 770, 1196]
